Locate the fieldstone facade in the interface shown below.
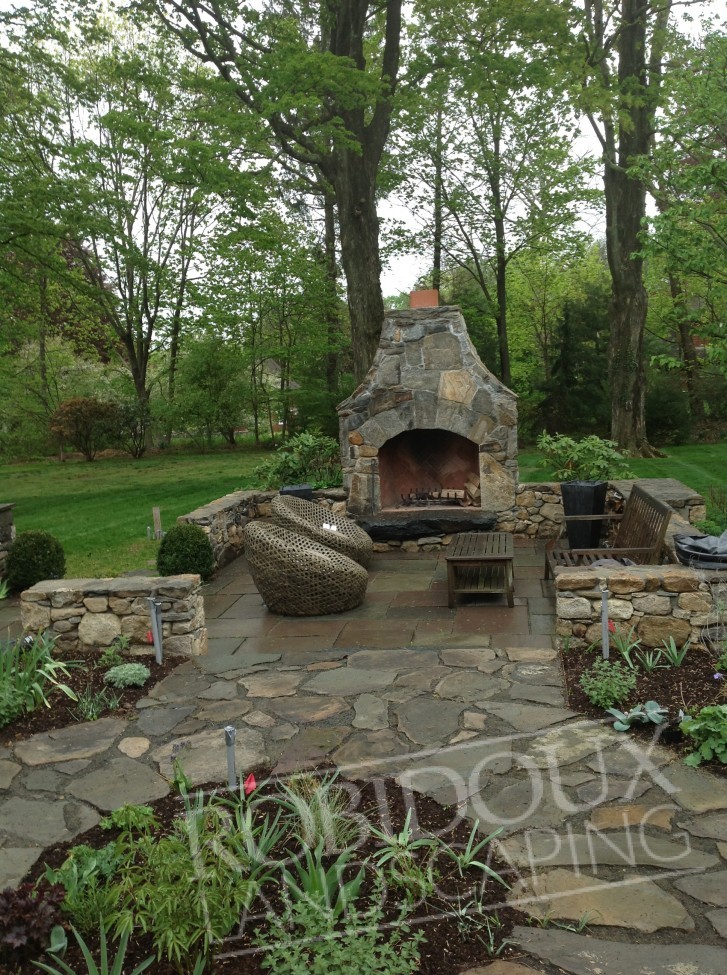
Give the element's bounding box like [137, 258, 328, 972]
[20, 575, 207, 657]
[0, 503, 15, 577]
[337, 307, 518, 518]
[554, 564, 724, 649]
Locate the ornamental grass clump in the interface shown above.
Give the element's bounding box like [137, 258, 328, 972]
[0, 632, 76, 727]
[103, 663, 150, 689]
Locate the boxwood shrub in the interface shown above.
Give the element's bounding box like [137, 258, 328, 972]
[156, 523, 214, 580]
[5, 530, 65, 592]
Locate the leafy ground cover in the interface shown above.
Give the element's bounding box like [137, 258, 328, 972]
[0, 445, 269, 577]
[15, 771, 525, 975]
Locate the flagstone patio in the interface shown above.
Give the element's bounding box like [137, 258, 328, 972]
[1, 542, 727, 974]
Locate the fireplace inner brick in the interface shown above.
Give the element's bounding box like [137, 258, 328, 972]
[378, 429, 479, 509]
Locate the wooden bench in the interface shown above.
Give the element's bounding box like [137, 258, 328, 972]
[545, 483, 672, 578]
[446, 532, 514, 608]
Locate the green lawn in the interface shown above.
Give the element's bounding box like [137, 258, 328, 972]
[1, 446, 270, 577]
[4, 442, 725, 580]
[518, 443, 727, 503]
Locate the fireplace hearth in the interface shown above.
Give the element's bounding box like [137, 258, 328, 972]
[337, 307, 518, 523]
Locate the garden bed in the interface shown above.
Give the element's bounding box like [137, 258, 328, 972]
[560, 639, 727, 774]
[0, 646, 179, 747]
[14, 769, 526, 975]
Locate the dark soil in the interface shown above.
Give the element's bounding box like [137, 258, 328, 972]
[0, 647, 179, 748]
[560, 639, 727, 774]
[15, 770, 528, 975]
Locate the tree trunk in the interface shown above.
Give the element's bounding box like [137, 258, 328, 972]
[432, 106, 443, 293]
[607, 265, 649, 450]
[333, 158, 385, 383]
[494, 217, 511, 387]
[323, 192, 340, 393]
[668, 272, 704, 420]
[586, 0, 671, 454]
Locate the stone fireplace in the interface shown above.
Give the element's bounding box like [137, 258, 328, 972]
[337, 307, 518, 525]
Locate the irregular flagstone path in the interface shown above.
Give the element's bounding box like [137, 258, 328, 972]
[0, 545, 726, 972]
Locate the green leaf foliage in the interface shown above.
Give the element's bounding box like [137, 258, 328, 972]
[253, 432, 342, 489]
[680, 705, 727, 767]
[6, 530, 65, 592]
[103, 664, 151, 689]
[156, 523, 214, 580]
[536, 433, 634, 482]
[579, 659, 637, 709]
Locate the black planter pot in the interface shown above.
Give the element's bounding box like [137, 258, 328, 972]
[560, 480, 607, 550]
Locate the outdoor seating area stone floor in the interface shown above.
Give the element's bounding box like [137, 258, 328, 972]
[1, 542, 727, 974]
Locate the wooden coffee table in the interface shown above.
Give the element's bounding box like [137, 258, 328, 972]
[446, 532, 514, 608]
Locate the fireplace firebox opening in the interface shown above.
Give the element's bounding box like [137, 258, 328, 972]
[378, 429, 479, 509]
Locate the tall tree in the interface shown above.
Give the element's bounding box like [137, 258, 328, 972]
[2, 7, 261, 445]
[579, 0, 672, 452]
[153, 0, 402, 382]
[396, 0, 592, 385]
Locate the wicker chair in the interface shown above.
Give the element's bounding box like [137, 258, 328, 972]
[271, 494, 374, 568]
[243, 521, 368, 616]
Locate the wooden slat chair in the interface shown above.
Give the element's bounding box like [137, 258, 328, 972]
[545, 484, 672, 578]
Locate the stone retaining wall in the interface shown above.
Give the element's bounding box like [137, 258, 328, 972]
[21, 575, 207, 657]
[179, 478, 707, 564]
[179, 489, 348, 568]
[495, 483, 564, 538]
[555, 564, 725, 649]
[0, 503, 15, 577]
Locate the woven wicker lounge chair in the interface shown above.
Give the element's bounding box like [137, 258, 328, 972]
[271, 494, 373, 568]
[545, 484, 672, 578]
[243, 521, 368, 616]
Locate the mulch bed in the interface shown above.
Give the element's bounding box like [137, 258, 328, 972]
[0, 647, 179, 748]
[560, 639, 727, 773]
[17, 770, 528, 975]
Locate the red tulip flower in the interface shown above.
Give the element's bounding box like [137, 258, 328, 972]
[243, 773, 256, 796]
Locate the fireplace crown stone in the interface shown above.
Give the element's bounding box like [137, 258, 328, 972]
[337, 306, 518, 518]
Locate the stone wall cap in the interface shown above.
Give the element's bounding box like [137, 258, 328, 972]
[555, 562, 703, 589]
[0, 503, 15, 512]
[23, 575, 201, 597]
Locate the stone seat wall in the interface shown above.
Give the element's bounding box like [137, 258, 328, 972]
[180, 477, 707, 567]
[20, 575, 207, 657]
[555, 564, 725, 649]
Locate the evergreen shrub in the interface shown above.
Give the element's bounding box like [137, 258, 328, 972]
[6, 530, 65, 592]
[156, 523, 214, 580]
